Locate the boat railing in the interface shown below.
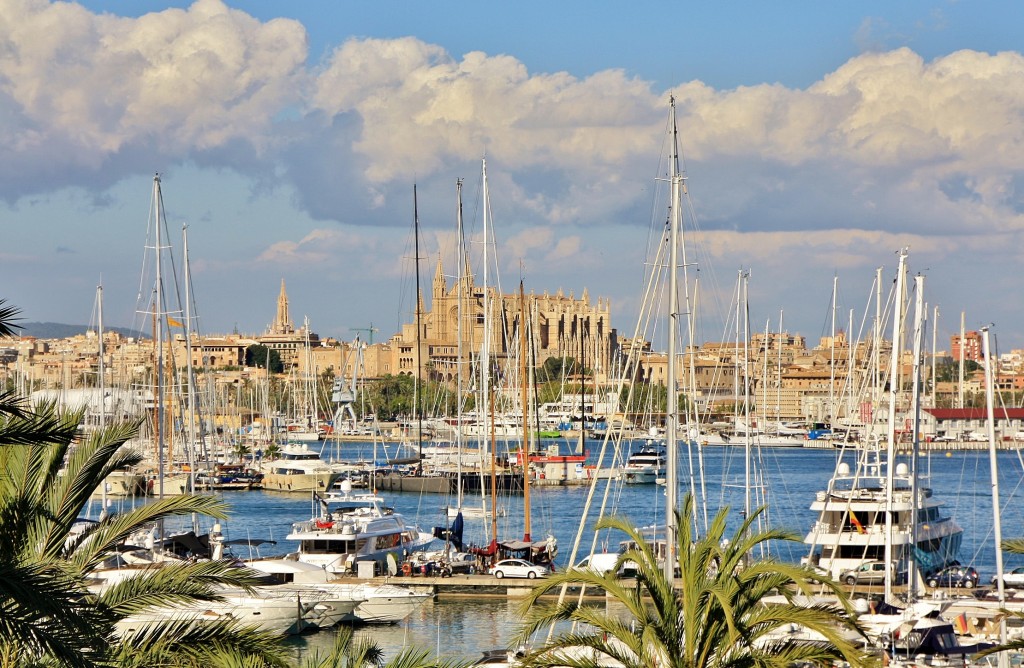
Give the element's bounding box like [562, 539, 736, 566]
[291, 519, 359, 536]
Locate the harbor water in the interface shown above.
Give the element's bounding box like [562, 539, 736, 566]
[108, 438, 1024, 661]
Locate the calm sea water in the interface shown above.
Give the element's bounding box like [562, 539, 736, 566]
[112, 439, 1024, 661]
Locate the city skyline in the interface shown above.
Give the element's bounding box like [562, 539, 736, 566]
[2, 1, 1022, 350]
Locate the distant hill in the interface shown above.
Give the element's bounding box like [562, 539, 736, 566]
[14, 322, 146, 340]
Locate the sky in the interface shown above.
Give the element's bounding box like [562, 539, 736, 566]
[2, 0, 1023, 353]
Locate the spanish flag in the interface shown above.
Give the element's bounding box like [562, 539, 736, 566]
[850, 513, 865, 534]
[167, 316, 184, 328]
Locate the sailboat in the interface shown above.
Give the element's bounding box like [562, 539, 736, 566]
[457, 159, 557, 570]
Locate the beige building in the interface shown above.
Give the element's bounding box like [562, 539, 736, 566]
[390, 258, 616, 386]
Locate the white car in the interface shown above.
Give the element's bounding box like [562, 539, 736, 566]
[992, 566, 1024, 588]
[490, 559, 548, 580]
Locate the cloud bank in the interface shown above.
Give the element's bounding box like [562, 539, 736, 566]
[4, 0, 1024, 341]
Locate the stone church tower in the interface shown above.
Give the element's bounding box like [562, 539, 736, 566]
[394, 256, 615, 386]
[271, 279, 295, 335]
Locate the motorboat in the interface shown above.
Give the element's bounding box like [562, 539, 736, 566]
[260, 442, 343, 493]
[247, 555, 431, 624]
[286, 480, 435, 575]
[803, 447, 963, 580]
[620, 445, 666, 484]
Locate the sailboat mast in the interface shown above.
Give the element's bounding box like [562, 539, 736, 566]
[97, 285, 105, 433]
[413, 184, 423, 468]
[908, 273, 926, 599]
[664, 97, 681, 585]
[982, 325, 1009, 662]
[520, 280, 531, 542]
[481, 158, 494, 543]
[958, 311, 966, 409]
[97, 283, 107, 513]
[883, 248, 908, 602]
[153, 174, 166, 501]
[182, 225, 199, 499]
[455, 178, 465, 511]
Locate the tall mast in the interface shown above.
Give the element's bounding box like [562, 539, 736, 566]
[182, 225, 199, 498]
[481, 160, 491, 465]
[153, 174, 166, 502]
[413, 184, 423, 468]
[520, 280, 532, 542]
[908, 273, 925, 599]
[982, 325, 1008, 665]
[931, 306, 939, 409]
[664, 97, 681, 585]
[884, 248, 907, 602]
[455, 178, 465, 511]
[481, 159, 495, 544]
[958, 312, 966, 409]
[829, 275, 837, 423]
[97, 283, 107, 515]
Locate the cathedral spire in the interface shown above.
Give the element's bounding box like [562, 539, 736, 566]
[273, 278, 294, 334]
[433, 255, 447, 299]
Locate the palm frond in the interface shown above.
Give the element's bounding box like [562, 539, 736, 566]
[0, 300, 21, 337]
[94, 560, 267, 618]
[107, 617, 290, 668]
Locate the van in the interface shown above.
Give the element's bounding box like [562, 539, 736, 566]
[575, 553, 620, 576]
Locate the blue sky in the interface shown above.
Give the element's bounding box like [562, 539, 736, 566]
[2, 0, 1023, 352]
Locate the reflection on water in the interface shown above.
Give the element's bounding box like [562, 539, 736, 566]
[287, 597, 527, 662]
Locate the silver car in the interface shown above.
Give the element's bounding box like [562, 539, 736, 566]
[992, 566, 1024, 588]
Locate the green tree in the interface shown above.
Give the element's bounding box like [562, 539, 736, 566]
[536, 357, 577, 383]
[246, 345, 284, 374]
[933, 359, 981, 383]
[514, 494, 873, 668]
[364, 375, 415, 420]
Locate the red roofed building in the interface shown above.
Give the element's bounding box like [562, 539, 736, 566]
[922, 407, 1024, 441]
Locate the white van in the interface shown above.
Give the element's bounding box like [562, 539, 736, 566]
[575, 553, 621, 576]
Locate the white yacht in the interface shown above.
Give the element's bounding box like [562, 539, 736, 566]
[803, 445, 963, 580]
[248, 556, 432, 624]
[113, 588, 309, 637]
[286, 481, 435, 575]
[260, 442, 343, 493]
[620, 445, 666, 484]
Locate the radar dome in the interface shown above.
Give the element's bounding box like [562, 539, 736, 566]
[838, 462, 851, 476]
[339, 478, 353, 494]
[896, 463, 909, 476]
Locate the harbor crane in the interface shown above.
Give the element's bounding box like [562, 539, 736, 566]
[349, 323, 379, 345]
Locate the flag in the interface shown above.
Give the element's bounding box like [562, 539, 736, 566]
[954, 613, 969, 634]
[167, 316, 184, 328]
[850, 513, 865, 534]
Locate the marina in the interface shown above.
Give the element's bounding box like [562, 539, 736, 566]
[87, 437, 1022, 660]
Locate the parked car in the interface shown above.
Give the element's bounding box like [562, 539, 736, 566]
[490, 558, 549, 579]
[967, 431, 988, 442]
[840, 560, 890, 586]
[933, 433, 958, 442]
[1012, 432, 1024, 442]
[991, 566, 1024, 588]
[927, 564, 979, 588]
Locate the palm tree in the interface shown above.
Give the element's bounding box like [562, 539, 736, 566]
[0, 303, 289, 666]
[0, 397, 293, 666]
[514, 494, 874, 668]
